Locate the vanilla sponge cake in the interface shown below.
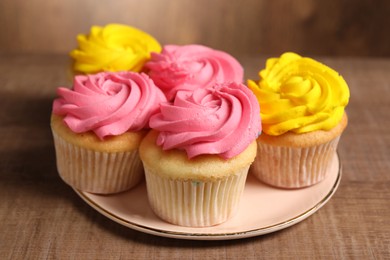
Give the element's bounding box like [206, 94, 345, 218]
[140, 130, 257, 227]
[51, 114, 146, 193]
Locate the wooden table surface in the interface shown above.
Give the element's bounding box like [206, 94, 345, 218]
[0, 53, 389, 259]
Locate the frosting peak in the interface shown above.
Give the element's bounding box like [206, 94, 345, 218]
[145, 44, 244, 100]
[70, 24, 161, 74]
[149, 82, 261, 159]
[53, 72, 166, 139]
[248, 52, 350, 136]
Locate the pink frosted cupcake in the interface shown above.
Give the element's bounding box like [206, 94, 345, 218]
[51, 71, 166, 194]
[139, 82, 261, 227]
[145, 44, 244, 100]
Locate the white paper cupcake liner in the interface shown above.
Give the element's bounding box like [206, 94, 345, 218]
[251, 136, 340, 188]
[143, 166, 249, 227]
[52, 132, 143, 194]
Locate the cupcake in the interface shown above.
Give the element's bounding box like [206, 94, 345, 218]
[139, 82, 261, 227]
[70, 23, 161, 74]
[248, 52, 350, 188]
[51, 71, 166, 194]
[145, 44, 243, 100]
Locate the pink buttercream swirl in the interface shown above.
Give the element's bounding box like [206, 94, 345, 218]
[53, 72, 166, 139]
[150, 82, 261, 159]
[145, 44, 244, 101]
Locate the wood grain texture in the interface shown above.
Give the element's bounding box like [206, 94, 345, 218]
[0, 0, 389, 56]
[0, 54, 389, 259]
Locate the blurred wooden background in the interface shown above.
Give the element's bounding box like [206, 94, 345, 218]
[0, 0, 389, 57]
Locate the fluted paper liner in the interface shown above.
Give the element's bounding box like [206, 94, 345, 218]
[144, 166, 249, 227]
[52, 132, 143, 194]
[251, 137, 340, 188]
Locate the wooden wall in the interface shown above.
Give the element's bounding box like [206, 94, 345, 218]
[0, 0, 389, 56]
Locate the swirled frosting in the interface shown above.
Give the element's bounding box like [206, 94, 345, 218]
[70, 24, 161, 74]
[53, 72, 166, 140]
[248, 52, 349, 136]
[149, 82, 261, 159]
[145, 44, 244, 100]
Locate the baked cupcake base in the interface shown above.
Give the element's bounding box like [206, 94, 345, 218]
[251, 113, 348, 188]
[51, 114, 146, 194]
[144, 165, 248, 227]
[140, 130, 257, 227]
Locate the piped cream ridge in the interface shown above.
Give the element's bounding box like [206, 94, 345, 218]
[248, 52, 350, 136]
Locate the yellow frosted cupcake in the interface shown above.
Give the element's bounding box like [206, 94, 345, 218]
[51, 71, 166, 194]
[140, 82, 261, 227]
[248, 52, 349, 188]
[70, 23, 161, 74]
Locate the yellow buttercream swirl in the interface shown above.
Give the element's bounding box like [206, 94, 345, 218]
[70, 24, 161, 74]
[248, 52, 349, 136]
